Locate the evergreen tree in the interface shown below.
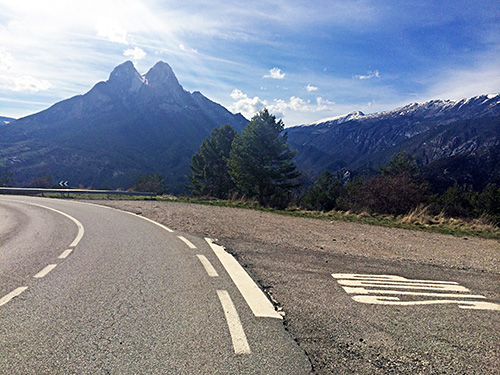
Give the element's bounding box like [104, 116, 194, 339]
[187, 124, 238, 198]
[477, 183, 500, 222]
[227, 109, 299, 207]
[381, 150, 419, 178]
[302, 170, 345, 211]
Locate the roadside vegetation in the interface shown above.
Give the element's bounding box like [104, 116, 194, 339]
[182, 110, 500, 240]
[2, 109, 499, 240]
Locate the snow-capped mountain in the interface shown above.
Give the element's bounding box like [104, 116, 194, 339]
[287, 94, 500, 191]
[0, 61, 248, 192]
[303, 94, 500, 128]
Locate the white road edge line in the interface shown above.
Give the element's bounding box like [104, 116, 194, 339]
[125, 212, 175, 233]
[206, 238, 282, 319]
[5, 201, 85, 247]
[51, 200, 176, 234]
[217, 290, 251, 355]
[34, 264, 58, 278]
[58, 249, 73, 259]
[0, 287, 28, 307]
[196, 254, 219, 277]
[178, 235, 197, 249]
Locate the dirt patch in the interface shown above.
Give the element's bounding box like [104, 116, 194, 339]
[98, 200, 499, 274]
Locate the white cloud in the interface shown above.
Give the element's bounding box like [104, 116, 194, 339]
[264, 67, 285, 79]
[230, 89, 248, 100]
[95, 21, 129, 44]
[316, 97, 336, 111]
[422, 57, 500, 101]
[0, 75, 51, 92]
[355, 70, 380, 80]
[229, 89, 337, 122]
[306, 84, 318, 92]
[0, 49, 14, 71]
[123, 47, 147, 61]
[229, 89, 267, 118]
[179, 44, 198, 54]
[0, 48, 51, 92]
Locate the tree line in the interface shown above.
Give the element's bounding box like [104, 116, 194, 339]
[301, 151, 500, 223]
[186, 110, 500, 224]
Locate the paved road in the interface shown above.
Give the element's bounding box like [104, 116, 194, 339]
[223, 237, 500, 374]
[0, 196, 312, 374]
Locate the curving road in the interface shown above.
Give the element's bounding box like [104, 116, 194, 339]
[0, 196, 311, 374]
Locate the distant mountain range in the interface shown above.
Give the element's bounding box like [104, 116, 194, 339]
[1, 60, 499, 194]
[0, 61, 247, 192]
[287, 94, 500, 192]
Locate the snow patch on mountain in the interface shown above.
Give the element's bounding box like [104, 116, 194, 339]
[299, 94, 500, 128]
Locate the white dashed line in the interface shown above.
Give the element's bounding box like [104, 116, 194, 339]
[58, 249, 73, 259]
[196, 254, 219, 277]
[33, 264, 58, 278]
[217, 290, 251, 355]
[0, 287, 28, 307]
[178, 235, 197, 249]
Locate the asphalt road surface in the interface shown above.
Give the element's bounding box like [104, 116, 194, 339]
[97, 200, 500, 375]
[0, 196, 312, 374]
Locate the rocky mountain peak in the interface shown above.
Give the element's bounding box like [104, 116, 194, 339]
[107, 60, 145, 93]
[145, 61, 182, 91]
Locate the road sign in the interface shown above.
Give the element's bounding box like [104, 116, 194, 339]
[332, 273, 500, 311]
[58, 181, 69, 187]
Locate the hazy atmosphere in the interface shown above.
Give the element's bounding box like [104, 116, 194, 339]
[1, 0, 499, 125]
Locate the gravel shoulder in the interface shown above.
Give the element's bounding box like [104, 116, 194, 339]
[98, 200, 499, 274]
[95, 200, 500, 374]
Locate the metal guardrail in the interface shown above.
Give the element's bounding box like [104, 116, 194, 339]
[0, 187, 156, 199]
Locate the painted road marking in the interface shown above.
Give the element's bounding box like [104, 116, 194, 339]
[2, 200, 85, 247]
[0, 287, 28, 307]
[217, 290, 251, 355]
[70, 200, 176, 233]
[337, 279, 469, 292]
[33, 264, 58, 279]
[206, 238, 282, 319]
[58, 249, 73, 259]
[23, 202, 85, 247]
[127, 212, 175, 233]
[332, 273, 500, 311]
[196, 254, 219, 277]
[342, 287, 486, 299]
[177, 235, 197, 249]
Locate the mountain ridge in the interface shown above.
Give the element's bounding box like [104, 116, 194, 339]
[0, 61, 248, 192]
[287, 94, 500, 191]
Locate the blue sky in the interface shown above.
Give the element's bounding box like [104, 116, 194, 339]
[1, 0, 499, 126]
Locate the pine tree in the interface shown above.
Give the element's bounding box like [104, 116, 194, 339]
[302, 170, 344, 211]
[187, 124, 238, 198]
[227, 109, 299, 207]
